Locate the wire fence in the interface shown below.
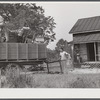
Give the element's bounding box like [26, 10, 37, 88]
[74, 62, 100, 68]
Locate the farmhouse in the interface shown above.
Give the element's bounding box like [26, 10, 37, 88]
[69, 16, 100, 63]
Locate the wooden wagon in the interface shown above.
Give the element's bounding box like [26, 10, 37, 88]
[0, 42, 63, 73]
[0, 43, 51, 71]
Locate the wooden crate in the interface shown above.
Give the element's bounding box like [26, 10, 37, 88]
[38, 43, 47, 59]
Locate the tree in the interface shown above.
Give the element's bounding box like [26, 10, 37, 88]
[55, 38, 68, 52]
[47, 48, 59, 61]
[0, 3, 56, 44]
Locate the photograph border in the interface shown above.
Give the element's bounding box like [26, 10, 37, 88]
[0, 0, 100, 99]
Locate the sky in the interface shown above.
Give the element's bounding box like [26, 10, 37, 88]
[35, 2, 100, 49]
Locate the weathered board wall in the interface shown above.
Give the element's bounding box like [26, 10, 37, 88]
[38, 43, 47, 59]
[0, 43, 47, 60]
[97, 43, 100, 61]
[80, 43, 87, 62]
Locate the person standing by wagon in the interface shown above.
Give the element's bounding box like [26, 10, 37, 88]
[59, 48, 69, 74]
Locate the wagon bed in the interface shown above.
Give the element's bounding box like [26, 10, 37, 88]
[0, 43, 47, 68]
[0, 43, 47, 60]
[0, 43, 63, 73]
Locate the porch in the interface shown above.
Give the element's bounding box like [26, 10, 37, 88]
[74, 42, 100, 68]
[73, 32, 100, 62]
[74, 42, 100, 62]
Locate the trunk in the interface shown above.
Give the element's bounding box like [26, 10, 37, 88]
[32, 30, 37, 42]
[4, 29, 9, 42]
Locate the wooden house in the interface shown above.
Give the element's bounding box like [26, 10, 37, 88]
[69, 16, 100, 63]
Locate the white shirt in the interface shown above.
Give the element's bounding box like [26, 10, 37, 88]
[60, 51, 68, 60]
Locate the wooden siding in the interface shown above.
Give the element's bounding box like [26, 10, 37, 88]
[18, 43, 27, 59]
[28, 43, 38, 59]
[8, 43, 17, 59]
[0, 43, 6, 59]
[97, 43, 100, 61]
[0, 43, 46, 60]
[38, 43, 47, 59]
[80, 44, 87, 62]
[73, 32, 100, 44]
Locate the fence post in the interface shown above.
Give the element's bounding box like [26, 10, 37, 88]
[71, 44, 74, 70]
[59, 60, 63, 74]
[46, 62, 49, 73]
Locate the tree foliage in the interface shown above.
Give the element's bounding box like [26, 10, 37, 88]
[0, 3, 56, 44]
[55, 38, 68, 52]
[47, 48, 60, 62]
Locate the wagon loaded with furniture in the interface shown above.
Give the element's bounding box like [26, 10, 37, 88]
[0, 35, 62, 74]
[0, 16, 62, 73]
[0, 42, 50, 71]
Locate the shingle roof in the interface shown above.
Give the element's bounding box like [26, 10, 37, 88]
[73, 33, 100, 44]
[69, 16, 100, 34]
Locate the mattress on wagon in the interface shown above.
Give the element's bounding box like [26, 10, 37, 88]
[0, 43, 47, 60]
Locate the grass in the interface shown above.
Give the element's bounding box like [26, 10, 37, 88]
[1, 64, 34, 88]
[31, 73, 100, 88]
[1, 62, 100, 88]
[2, 69, 100, 88]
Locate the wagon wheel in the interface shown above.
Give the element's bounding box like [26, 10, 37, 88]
[5, 63, 21, 78]
[0, 63, 7, 75]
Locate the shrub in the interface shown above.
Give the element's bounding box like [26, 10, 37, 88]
[2, 64, 34, 88]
